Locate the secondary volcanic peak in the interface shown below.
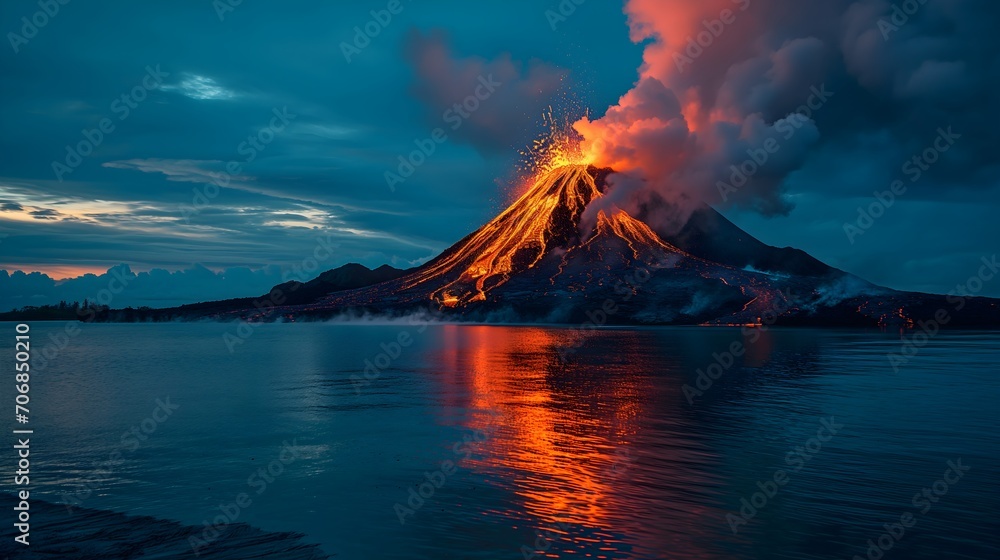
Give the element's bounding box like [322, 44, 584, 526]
[591, 208, 688, 261]
[401, 164, 644, 306]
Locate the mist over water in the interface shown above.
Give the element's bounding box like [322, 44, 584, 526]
[3, 322, 998, 559]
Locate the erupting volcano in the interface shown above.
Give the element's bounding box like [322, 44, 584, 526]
[400, 164, 693, 308]
[362, 161, 813, 324]
[129, 121, 997, 328]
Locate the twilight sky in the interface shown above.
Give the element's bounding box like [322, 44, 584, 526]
[1, 0, 999, 309]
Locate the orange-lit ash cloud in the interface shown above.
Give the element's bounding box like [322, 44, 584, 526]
[572, 0, 825, 224]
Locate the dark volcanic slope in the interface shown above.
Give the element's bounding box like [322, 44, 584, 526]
[653, 203, 837, 278]
[270, 263, 408, 306]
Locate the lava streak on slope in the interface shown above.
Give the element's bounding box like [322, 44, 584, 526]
[402, 164, 609, 306]
[591, 209, 688, 261]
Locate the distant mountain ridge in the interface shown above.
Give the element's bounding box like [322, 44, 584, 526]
[106, 263, 409, 320]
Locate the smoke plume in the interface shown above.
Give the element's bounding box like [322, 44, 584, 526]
[573, 0, 1000, 230]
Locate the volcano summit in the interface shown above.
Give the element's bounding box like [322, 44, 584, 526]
[129, 164, 997, 329]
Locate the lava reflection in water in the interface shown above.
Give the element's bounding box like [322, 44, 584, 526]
[430, 325, 727, 558]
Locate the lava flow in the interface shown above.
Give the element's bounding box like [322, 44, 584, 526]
[403, 164, 604, 306]
[590, 208, 684, 261]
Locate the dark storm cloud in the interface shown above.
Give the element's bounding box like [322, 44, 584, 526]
[708, 0, 1000, 201]
[790, 0, 999, 197]
[404, 30, 569, 154]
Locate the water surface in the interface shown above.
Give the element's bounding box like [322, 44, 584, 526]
[3, 322, 998, 559]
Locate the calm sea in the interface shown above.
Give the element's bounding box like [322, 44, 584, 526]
[2, 322, 998, 559]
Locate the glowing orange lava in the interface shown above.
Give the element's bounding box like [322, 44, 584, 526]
[519, 108, 598, 177]
[591, 209, 681, 260]
[404, 164, 602, 306]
